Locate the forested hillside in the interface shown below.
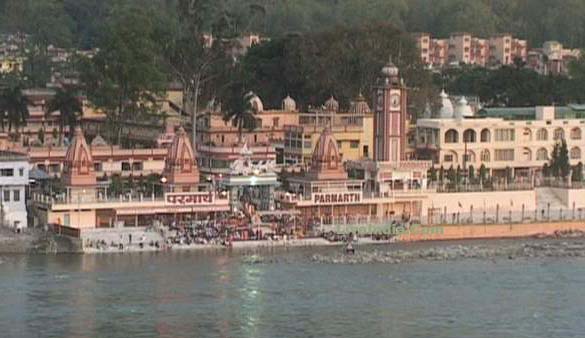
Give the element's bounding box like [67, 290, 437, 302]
[2, 0, 585, 49]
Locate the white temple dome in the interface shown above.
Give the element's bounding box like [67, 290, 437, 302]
[282, 95, 297, 111]
[455, 96, 473, 118]
[439, 90, 454, 119]
[381, 60, 399, 77]
[324, 96, 339, 112]
[246, 92, 264, 112]
[349, 93, 370, 115]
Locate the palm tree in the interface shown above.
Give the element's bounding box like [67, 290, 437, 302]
[223, 91, 260, 144]
[0, 85, 29, 133]
[46, 88, 82, 146]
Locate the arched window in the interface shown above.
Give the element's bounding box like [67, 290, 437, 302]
[463, 129, 476, 143]
[521, 147, 532, 161]
[480, 149, 490, 162]
[553, 128, 564, 141]
[571, 147, 581, 160]
[536, 128, 548, 141]
[536, 148, 548, 161]
[521, 128, 532, 141]
[480, 129, 491, 142]
[445, 129, 459, 143]
[571, 127, 582, 140]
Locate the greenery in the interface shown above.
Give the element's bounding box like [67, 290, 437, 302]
[545, 139, 571, 178]
[0, 81, 29, 133]
[6, 0, 585, 48]
[46, 87, 82, 146]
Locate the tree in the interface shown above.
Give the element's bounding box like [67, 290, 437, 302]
[439, 165, 444, 183]
[479, 164, 488, 184]
[429, 166, 437, 182]
[37, 127, 45, 145]
[542, 163, 550, 177]
[447, 165, 456, 184]
[573, 162, 584, 182]
[223, 91, 260, 144]
[0, 84, 29, 133]
[80, 3, 167, 145]
[468, 164, 475, 182]
[46, 87, 82, 146]
[549, 139, 570, 178]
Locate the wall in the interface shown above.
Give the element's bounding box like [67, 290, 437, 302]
[48, 210, 96, 229]
[398, 221, 585, 242]
[550, 187, 585, 208]
[426, 190, 536, 213]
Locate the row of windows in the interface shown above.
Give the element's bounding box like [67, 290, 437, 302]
[443, 146, 584, 163]
[2, 189, 21, 202]
[0, 168, 24, 177]
[445, 127, 583, 144]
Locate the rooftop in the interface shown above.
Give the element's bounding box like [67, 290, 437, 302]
[0, 151, 28, 162]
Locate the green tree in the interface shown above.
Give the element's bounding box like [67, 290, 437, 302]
[37, 127, 45, 145]
[81, 3, 167, 145]
[439, 165, 444, 182]
[479, 164, 488, 183]
[46, 87, 83, 146]
[0, 84, 29, 133]
[447, 165, 456, 184]
[542, 163, 550, 177]
[573, 162, 584, 182]
[429, 166, 437, 182]
[224, 91, 260, 144]
[549, 140, 570, 178]
[468, 164, 475, 182]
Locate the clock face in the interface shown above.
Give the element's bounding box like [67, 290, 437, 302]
[390, 94, 401, 109]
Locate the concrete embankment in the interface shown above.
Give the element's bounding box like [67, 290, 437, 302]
[0, 228, 82, 254]
[397, 221, 585, 242]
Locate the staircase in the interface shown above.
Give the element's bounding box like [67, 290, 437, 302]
[535, 187, 567, 219]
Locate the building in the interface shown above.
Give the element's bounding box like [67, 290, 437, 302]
[32, 127, 229, 230]
[527, 41, 581, 76]
[416, 92, 585, 177]
[279, 63, 431, 225]
[283, 94, 374, 165]
[0, 151, 28, 229]
[414, 32, 527, 68]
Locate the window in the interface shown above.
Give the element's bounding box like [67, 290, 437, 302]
[3, 190, 9, 202]
[132, 162, 143, 171]
[18, 168, 23, 176]
[121, 162, 131, 171]
[94, 162, 102, 172]
[536, 128, 548, 141]
[13, 190, 20, 202]
[521, 148, 532, 161]
[445, 129, 459, 143]
[571, 127, 582, 140]
[337, 141, 342, 148]
[571, 147, 581, 160]
[553, 128, 565, 140]
[350, 141, 359, 149]
[363, 145, 369, 158]
[495, 129, 515, 142]
[536, 148, 548, 161]
[481, 150, 490, 162]
[0, 168, 14, 177]
[480, 129, 491, 142]
[444, 154, 453, 162]
[495, 149, 514, 161]
[273, 117, 280, 127]
[463, 129, 476, 143]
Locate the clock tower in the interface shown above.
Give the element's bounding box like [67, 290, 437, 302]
[373, 60, 407, 163]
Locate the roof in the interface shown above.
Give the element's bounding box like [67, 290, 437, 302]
[477, 105, 585, 121]
[0, 151, 27, 162]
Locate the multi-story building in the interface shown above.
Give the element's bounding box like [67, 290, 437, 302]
[196, 93, 299, 176]
[283, 95, 374, 165]
[414, 32, 527, 68]
[0, 151, 28, 229]
[416, 91, 585, 178]
[527, 41, 581, 76]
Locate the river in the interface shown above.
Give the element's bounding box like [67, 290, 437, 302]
[1, 240, 584, 338]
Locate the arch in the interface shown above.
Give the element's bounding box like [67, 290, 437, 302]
[465, 150, 476, 163]
[553, 127, 564, 141]
[521, 128, 532, 142]
[536, 128, 548, 141]
[520, 147, 532, 161]
[480, 128, 491, 142]
[571, 127, 582, 140]
[463, 129, 477, 143]
[536, 148, 548, 161]
[571, 146, 581, 160]
[444, 129, 459, 143]
[480, 149, 490, 162]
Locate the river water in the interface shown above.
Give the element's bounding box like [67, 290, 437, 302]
[1, 240, 584, 338]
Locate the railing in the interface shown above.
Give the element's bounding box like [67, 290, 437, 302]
[33, 191, 229, 206]
[536, 178, 585, 189]
[432, 182, 534, 193]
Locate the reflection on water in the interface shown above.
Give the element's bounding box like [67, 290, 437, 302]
[1, 244, 585, 338]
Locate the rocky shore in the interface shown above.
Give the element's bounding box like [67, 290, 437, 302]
[311, 239, 585, 264]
